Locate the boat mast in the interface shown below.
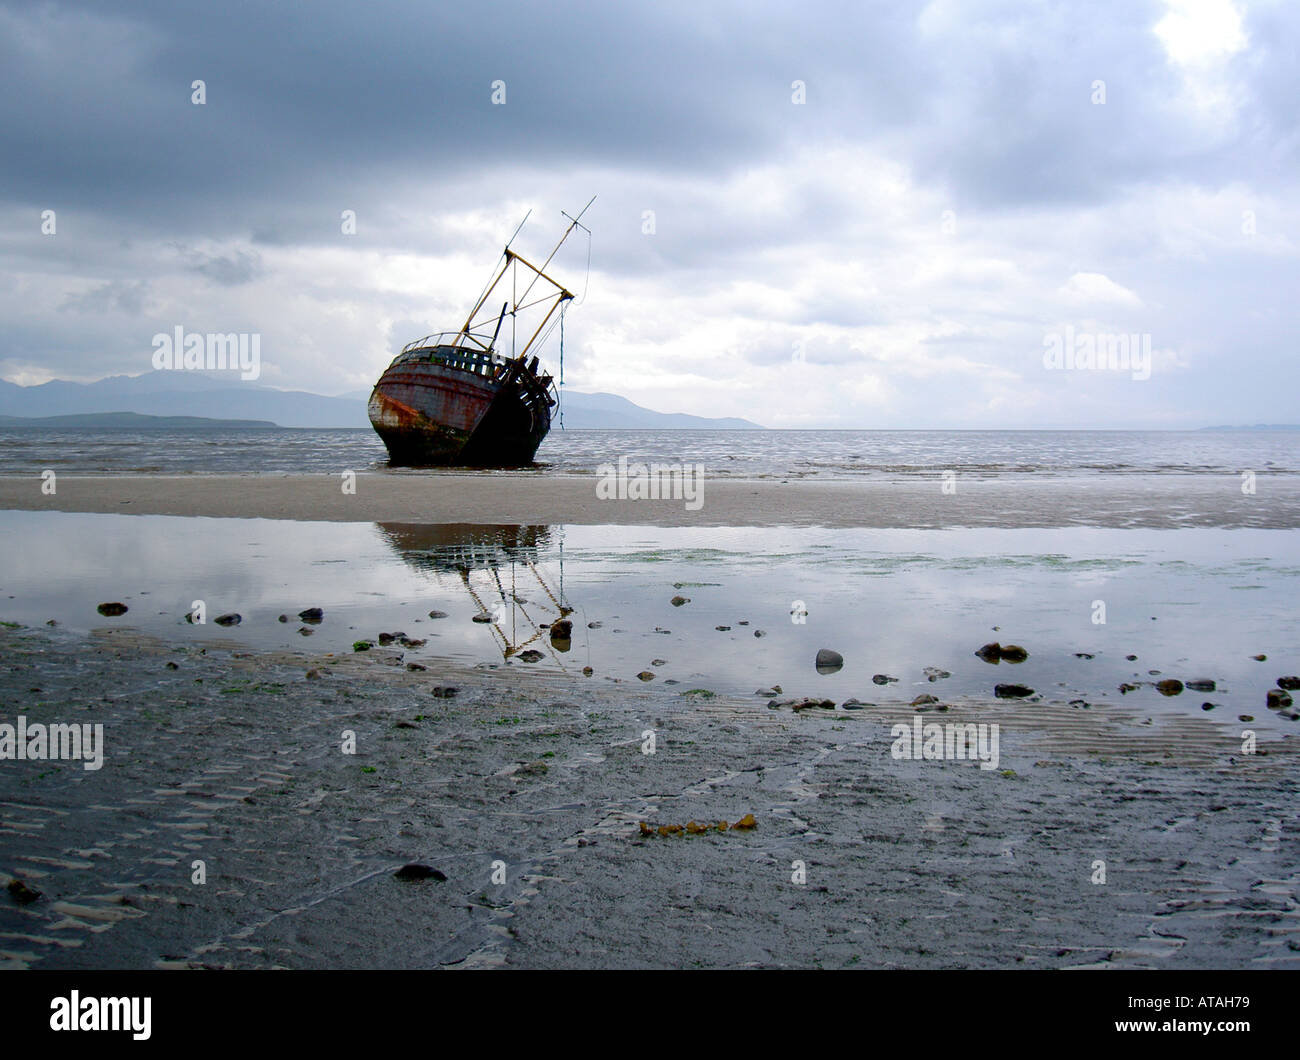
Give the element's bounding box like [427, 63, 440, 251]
[455, 198, 594, 361]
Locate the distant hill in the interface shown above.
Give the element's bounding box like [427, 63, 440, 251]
[0, 374, 366, 428]
[556, 391, 761, 429]
[0, 411, 276, 429]
[0, 373, 764, 430]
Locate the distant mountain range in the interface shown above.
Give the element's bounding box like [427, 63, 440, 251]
[0, 373, 763, 430]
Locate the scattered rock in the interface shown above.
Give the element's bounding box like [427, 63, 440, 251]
[975, 642, 1028, 663]
[165, 661, 179, 670]
[352, 640, 374, 652]
[923, 667, 951, 681]
[278, 614, 289, 623]
[1267, 689, 1293, 710]
[550, 619, 573, 639]
[1118, 682, 1139, 694]
[97, 602, 128, 616]
[872, 674, 898, 685]
[651, 659, 667, 667]
[1068, 699, 1089, 709]
[911, 694, 940, 706]
[840, 698, 870, 710]
[753, 629, 766, 638]
[45, 619, 58, 627]
[430, 686, 458, 698]
[395, 721, 418, 729]
[393, 864, 447, 882]
[587, 621, 602, 629]
[305, 669, 321, 680]
[1155, 679, 1184, 697]
[471, 612, 494, 623]
[715, 625, 731, 631]
[755, 688, 778, 697]
[1185, 678, 1216, 692]
[1126, 654, 1138, 661]
[582, 666, 593, 676]
[1251, 654, 1266, 661]
[1201, 702, 1216, 711]
[1278, 676, 1300, 691]
[737, 620, 749, 626]
[1239, 714, 1254, 722]
[637, 671, 655, 681]
[7, 878, 41, 904]
[1074, 652, 1094, 659]
[994, 684, 1034, 699]
[815, 648, 844, 674]
[405, 662, 426, 672]
[769, 697, 834, 711]
[298, 607, 324, 624]
[298, 626, 314, 636]
[518, 650, 544, 663]
[427, 610, 449, 619]
[670, 596, 690, 607]
[214, 613, 241, 626]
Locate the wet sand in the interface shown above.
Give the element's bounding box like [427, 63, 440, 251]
[2, 473, 1299, 527]
[2, 623, 1297, 969]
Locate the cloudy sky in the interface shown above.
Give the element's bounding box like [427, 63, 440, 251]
[1, 0, 1296, 428]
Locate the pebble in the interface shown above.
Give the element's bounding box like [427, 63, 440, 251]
[6, 878, 41, 904]
[96, 602, 128, 616]
[994, 684, 1034, 698]
[394, 864, 447, 882]
[815, 648, 844, 674]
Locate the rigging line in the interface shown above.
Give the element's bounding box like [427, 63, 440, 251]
[558, 303, 565, 431]
[575, 224, 592, 306]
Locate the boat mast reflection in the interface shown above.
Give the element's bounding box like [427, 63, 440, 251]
[374, 523, 574, 664]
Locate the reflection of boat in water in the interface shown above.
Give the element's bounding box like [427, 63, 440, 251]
[375, 522, 574, 663]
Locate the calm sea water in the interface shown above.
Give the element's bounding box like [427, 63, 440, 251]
[0, 427, 1297, 478]
[3, 512, 1297, 734]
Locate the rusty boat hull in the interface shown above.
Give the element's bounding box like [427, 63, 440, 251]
[368, 343, 553, 467]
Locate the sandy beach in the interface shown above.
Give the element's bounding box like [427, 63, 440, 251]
[2, 472, 1298, 528]
[2, 619, 1298, 969]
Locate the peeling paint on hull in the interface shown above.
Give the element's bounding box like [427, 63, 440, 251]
[368, 349, 552, 467]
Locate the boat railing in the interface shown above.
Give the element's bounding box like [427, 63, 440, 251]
[391, 333, 510, 379]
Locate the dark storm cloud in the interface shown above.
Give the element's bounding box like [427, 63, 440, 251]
[9, 0, 1285, 234]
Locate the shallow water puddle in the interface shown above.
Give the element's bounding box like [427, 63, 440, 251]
[2, 511, 1299, 732]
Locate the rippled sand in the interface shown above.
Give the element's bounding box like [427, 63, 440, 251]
[2, 624, 1296, 969]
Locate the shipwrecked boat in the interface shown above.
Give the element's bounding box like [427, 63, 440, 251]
[368, 201, 592, 467]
